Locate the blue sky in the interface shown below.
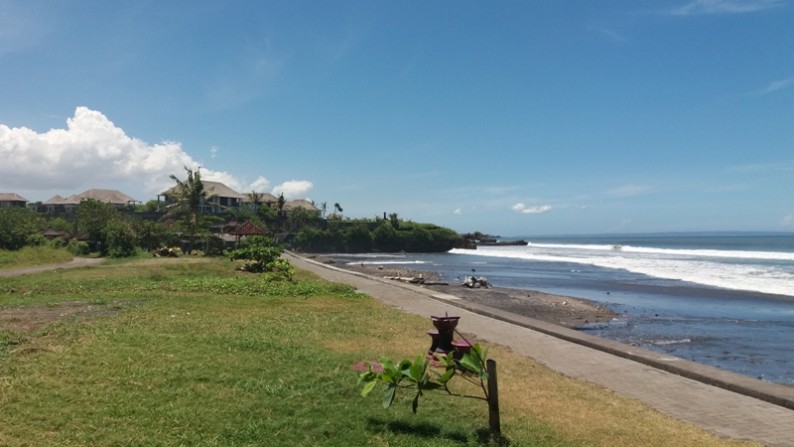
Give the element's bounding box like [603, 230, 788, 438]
[1, 0, 792, 236]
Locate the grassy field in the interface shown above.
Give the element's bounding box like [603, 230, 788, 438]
[0, 246, 74, 269]
[0, 256, 757, 446]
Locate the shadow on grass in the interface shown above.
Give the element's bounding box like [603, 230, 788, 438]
[367, 418, 511, 446]
[475, 428, 511, 446]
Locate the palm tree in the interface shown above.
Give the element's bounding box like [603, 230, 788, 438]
[247, 191, 263, 211]
[277, 193, 286, 213]
[168, 166, 207, 254]
[334, 202, 343, 215]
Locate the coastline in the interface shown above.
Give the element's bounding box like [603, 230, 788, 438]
[311, 255, 617, 329]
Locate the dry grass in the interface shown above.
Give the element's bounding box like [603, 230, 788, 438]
[319, 296, 757, 447]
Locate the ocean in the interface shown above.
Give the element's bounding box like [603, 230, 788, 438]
[336, 233, 794, 385]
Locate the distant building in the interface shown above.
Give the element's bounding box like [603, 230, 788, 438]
[161, 182, 318, 215]
[284, 199, 320, 214]
[0, 193, 28, 208]
[42, 189, 137, 213]
[160, 180, 247, 214]
[241, 192, 278, 210]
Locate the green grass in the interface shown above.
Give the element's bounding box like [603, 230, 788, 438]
[0, 246, 74, 269]
[0, 257, 757, 446]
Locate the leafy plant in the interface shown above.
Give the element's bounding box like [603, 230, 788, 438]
[228, 236, 293, 279]
[357, 341, 492, 416]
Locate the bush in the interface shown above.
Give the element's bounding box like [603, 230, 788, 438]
[205, 235, 226, 256]
[25, 233, 47, 247]
[229, 236, 291, 278]
[0, 207, 41, 250]
[66, 239, 90, 256]
[48, 237, 68, 249]
[104, 220, 137, 258]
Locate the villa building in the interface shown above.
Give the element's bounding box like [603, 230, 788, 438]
[39, 189, 137, 214]
[0, 193, 28, 208]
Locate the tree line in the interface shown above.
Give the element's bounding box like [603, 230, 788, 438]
[0, 168, 466, 257]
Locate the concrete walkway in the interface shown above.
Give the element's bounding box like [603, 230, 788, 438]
[288, 253, 794, 447]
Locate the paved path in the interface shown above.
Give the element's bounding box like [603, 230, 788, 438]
[288, 253, 794, 447]
[0, 257, 105, 278]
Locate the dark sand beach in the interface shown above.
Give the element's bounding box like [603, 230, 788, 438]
[313, 256, 617, 329]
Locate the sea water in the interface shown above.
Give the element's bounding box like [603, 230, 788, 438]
[337, 233, 794, 385]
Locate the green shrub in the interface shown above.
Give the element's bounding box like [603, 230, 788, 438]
[0, 207, 42, 250]
[229, 236, 291, 277]
[48, 237, 68, 249]
[26, 233, 47, 247]
[66, 239, 90, 256]
[104, 220, 137, 258]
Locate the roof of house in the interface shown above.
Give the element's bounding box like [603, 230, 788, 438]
[162, 180, 245, 200]
[284, 199, 320, 212]
[241, 192, 278, 204]
[0, 193, 28, 202]
[203, 181, 245, 200]
[231, 220, 268, 236]
[43, 189, 136, 205]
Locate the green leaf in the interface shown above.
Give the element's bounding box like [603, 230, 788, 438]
[405, 356, 427, 383]
[360, 377, 378, 397]
[436, 367, 456, 384]
[459, 354, 483, 375]
[383, 383, 397, 409]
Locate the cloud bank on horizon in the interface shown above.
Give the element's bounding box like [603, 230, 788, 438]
[0, 107, 312, 201]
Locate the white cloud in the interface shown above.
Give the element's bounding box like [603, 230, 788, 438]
[200, 170, 243, 192]
[453, 208, 463, 215]
[512, 203, 552, 214]
[210, 146, 219, 158]
[0, 106, 305, 201]
[783, 214, 794, 227]
[753, 76, 794, 96]
[272, 180, 313, 200]
[0, 107, 195, 195]
[671, 0, 783, 15]
[248, 176, 271, 193]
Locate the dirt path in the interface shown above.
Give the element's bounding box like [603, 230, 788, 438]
[0, 257, 105, 278]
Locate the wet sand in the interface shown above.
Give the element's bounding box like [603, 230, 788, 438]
[314, 256, 617, 329]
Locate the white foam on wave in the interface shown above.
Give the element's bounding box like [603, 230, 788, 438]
[336, 253, 407, 259]
[527, 242, 794, 261]
[653, 338, 691, 346]
[345, 260, 427, 266]
[449, 246, 794, 297]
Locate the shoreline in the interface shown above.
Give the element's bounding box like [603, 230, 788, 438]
[310, 255, 617, 329]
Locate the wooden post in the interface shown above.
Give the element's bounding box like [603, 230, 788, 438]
[486, 359, 501, 434]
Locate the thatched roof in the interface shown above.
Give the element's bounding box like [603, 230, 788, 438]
[241, 192, 278, 204]
[43, 189, 136, 205]
[161, 181, 244, 200]
[0, 193, 28, 203]
[284, 199, 320, 212]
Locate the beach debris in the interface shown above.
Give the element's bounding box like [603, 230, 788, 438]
[153, 247, 179, 257]
[384, 274, 449, 286]
[462, 276, 490, 288]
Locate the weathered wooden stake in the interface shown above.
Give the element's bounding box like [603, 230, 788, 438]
[486, 359, 501, 434]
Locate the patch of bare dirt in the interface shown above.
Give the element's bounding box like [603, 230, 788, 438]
[0, 301, 124, 333]
[0, 257, 105, 277]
